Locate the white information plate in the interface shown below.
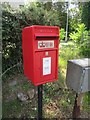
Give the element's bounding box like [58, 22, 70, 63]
[43, 57, 51, 75]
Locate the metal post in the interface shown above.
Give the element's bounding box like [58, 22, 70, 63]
[38, 85, 43, 119]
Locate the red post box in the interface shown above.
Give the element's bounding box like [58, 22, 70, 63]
[22, 25, 59, 86]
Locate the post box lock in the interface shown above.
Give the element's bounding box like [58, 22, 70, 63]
[22, 25, 59, 86]
[45, 52, 49, 56]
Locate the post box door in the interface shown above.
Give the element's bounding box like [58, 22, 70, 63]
[34, 50, 57, 85]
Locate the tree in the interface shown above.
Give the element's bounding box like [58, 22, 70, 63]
[69, 2, 81, 33]
[2, 2, 66, 71]
[70, 23, 90, 57]
[81, 2, 90, 30]
[52, 2, 67, 29]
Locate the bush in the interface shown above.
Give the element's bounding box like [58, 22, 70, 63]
[69, 23, 90, 57]
[59, 42, 80, 69]
[2, 3, 61, 72]
[60, 28, 66, 41]
[80, 30, 90, 57]
[2, 4, 22, 72]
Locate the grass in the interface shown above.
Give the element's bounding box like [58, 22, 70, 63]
[21, 82, 31, 92]
[59, 41, 90, 117]
[2, 41, 90, 118]
[2, 75, 37, 118]
[43, 41, 90, 118]
[82, 93, 90, 113]
[2, 99, 22, 118]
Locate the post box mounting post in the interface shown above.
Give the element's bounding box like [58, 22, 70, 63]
[72, 93, 80, 118]
[38, 85, 43, 119]
[72, 93, 84, 118]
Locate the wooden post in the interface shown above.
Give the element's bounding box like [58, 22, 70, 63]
[72, 93, 84, 118]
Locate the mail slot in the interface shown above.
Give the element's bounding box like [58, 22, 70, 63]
[22, 25, 59, 86]
[66, 58, 90, 93]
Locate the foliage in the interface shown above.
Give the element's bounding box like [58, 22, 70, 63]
[70, 24, 86, 43]
[59, 41, 80, 69]
[52, 2, 67, 29]
[80, 30, 90, 57]
[2, 2, 67, 72]
[69, 23, 90, 57]
[60, 28, 66, 41]
[2, 2, 90, 118]
[81, 2, 90, 30]
[2, 44, 90, 118]
[2, 3, 22, 72]
[69, 7, 81, 33]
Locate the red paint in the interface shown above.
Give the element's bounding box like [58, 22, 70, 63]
[22, 25, 60, 86]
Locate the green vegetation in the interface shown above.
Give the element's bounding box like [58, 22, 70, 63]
[59, 41, 80, 69]
[2, 43, 90, 118]
[60, 28, 66, 41]
[3, 99, 22, 118]
[2, 1, 90, 119]
[2, 2, 67, 72]
[81, 2, 90, 30]
[2, 2, 90, 73]
[70, 23, 90, 57]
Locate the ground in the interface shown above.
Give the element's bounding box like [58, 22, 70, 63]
[2, 42, 90, 119]
[2, 73, 90, 119]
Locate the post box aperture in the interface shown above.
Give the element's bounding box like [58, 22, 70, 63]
[22, 26, 59, 86]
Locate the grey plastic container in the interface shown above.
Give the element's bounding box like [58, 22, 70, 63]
[66, 58, 90, 93]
